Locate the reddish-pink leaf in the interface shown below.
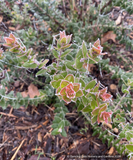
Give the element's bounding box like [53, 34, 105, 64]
[4, 37, 14, 44]
[93, 39, 100, 47]
[60, 31, 66, 39]
[9, 33, 16, 41]
[100, 93, 112, 101]
[92, 45, 102, 55]
[99, 87, 107, 95]
[99, 111, 112, 124]
[66, 83, 75, 98]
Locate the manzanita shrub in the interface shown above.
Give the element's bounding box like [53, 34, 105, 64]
[1, 31, 133, 158]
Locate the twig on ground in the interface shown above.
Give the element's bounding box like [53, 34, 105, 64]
[11, 138, 26, 160]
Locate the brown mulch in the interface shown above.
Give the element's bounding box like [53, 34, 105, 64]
[0, 104, 127, 160]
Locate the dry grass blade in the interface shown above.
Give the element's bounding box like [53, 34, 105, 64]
[11, 139, 26, 160]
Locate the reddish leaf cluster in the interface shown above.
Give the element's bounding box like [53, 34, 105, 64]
[97, 111, 112, 124]
[55, 74, 83, 104]
[3, 33, 26, 54]
[60, 31, 72, 44]
[90, 39, 107, 58]
[92, 104, 112, 124]
[4, 33, 16, 47]
[56, 31, 72, 50]
[99, 87, 112, 102]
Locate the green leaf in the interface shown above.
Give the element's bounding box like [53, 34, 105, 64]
[53, 115, 61, 124]
[78, 67, 86, 72]
[99, 103, 108, 108]
[61, 44, 71, 50]
[91, 99, 98, 109]
[23, 62, 37, 68]
[92, 107, 99, 116]
[14, 102, 21, 109]
[9, 47, 19, 53]
[93, 82, 100, 92]
[57, 112, 65, 119]
[77, 103, 84, 111]
[79, 78, 85, 88]
[76, 48, 83, 58]
[62, 95, 71, 103]
[60, 37, 66, 43]
[60, 72, 67, 78]
[52, 123, 58, 129]
[82, 41, 87, 58]
[19, 55, 28, 61]
[88, 54, 99, 64]
[52, 62, 57, 68]
[118, 131, 125, 139]
[65, 120, 70, 126]
[61, 128, 67, 137]
[28, 26, 33, 33]
[75, 49, 84, 69]
[51, 128, 60, 135]
[65, 74, 74, 83]
[62, 64, 66, 71]
[60, 80, 69, 88]
[57, 40, 61, 49]
[76, 90, 83, 97]
[36, 69, 47, 76]
[82, 105, 91, 112]
[108, 136, 114, 147]
[113, 113, 126, 123]
[60, 87, 66, 96]
[125, 131, 133, 141]
[73, 83, 80, 92]
[91, 115, 97, 124]
[54, 74, 64, 80]
[127, 79, 133, 87]
[74, 78, 79, 83]
[65, 61, 76, 71]
[61, 49, 72, 58]
[122, 84, 129, 94]
[53, 49, 59, 58]
[0, 62, 4, 68]
[38, 59, 49, 69]
[82, 96, 89, 106]
[0, 98, 6, 110]
[39, 90, 46, 100]
[51, 80, 61, 89]
[99, 105, 107, 113]
[126, 144, 133, 152]
[85, 80, 97, 90]
[66, 54, 74, 61]
[58, 120, 65, 128]
[75, 58, 83, 69]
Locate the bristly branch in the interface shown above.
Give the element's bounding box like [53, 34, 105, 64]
[100, 0, 113, 13]
[29, 0, 65, 29]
